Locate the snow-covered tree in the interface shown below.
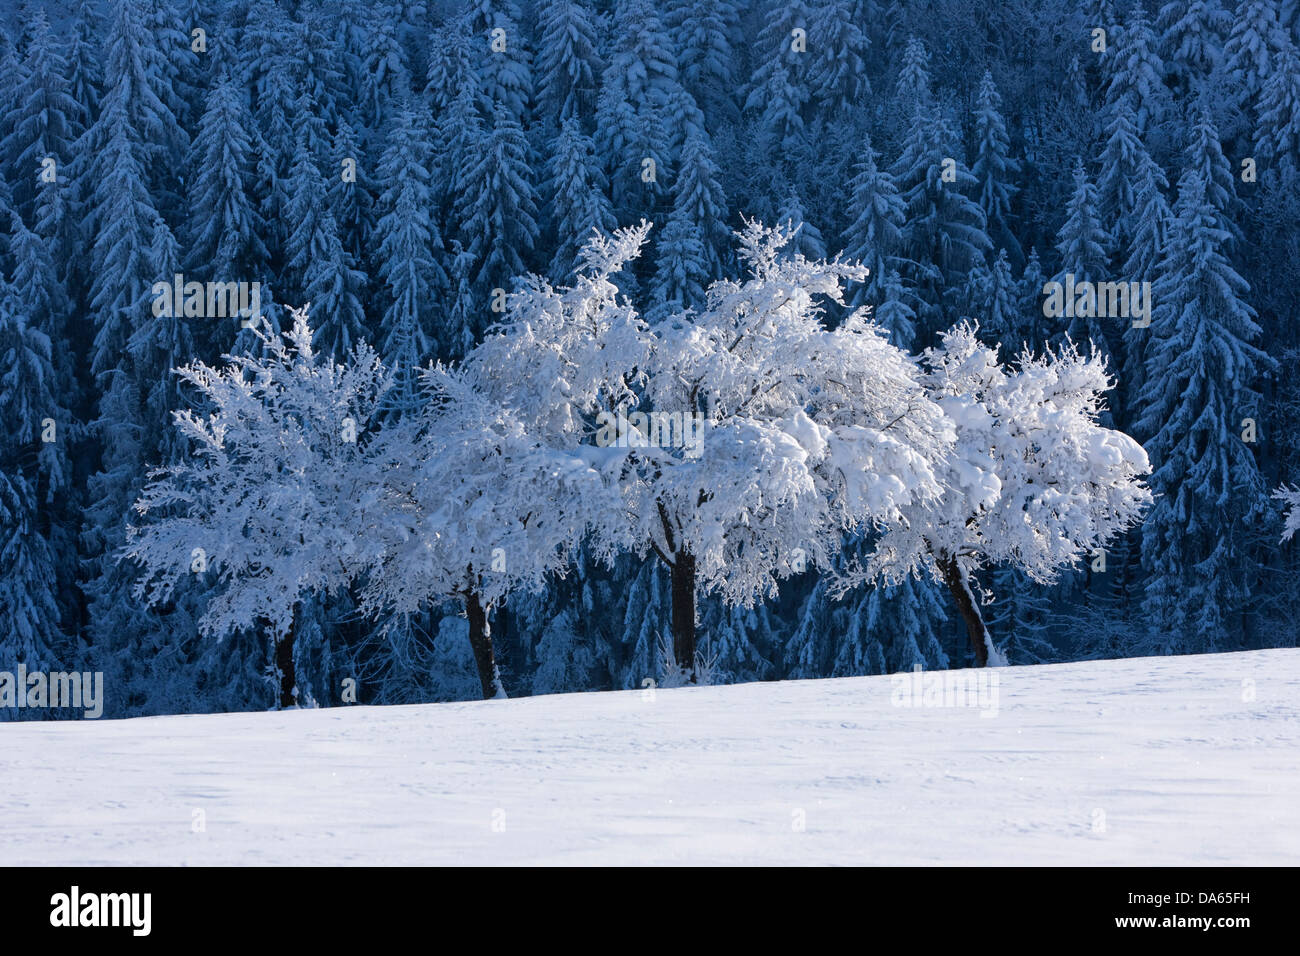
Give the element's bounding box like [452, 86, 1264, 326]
[358, 7, 409, 131]
[775, 187, 826, 261]
[535, 0, 602, 125]
[652, 128, 728, 313]
[1051, 161, 1111, 353]
[545, 116, 617, 280]
[284, 139, 367, 360]
[843, 325, 1151, 666]
[468, 0, 532, 119]
[473, 221, 954, 674]
[1158, 0, 1229, 94]
[744, 0, 813, 144]
[125, 311, 390, 708]
[841, 135, 905, 306]
[1277, 486, 1300, 540]
[809, 0, 870, 109]
[1135, 165, 1275, 653]
[892, 97, 991, 337]
[185, 75, 267, 284]
[454, 107, 539, 311]
[666, 0, 737, 115]
[1256, 39, 1300, 163]
[2, 10, 83, 221]
[372, 108, 446, 410]
[971, 71, 1021, 265]
[1105, 7, 1172, 140]
[1222, 0, 1287, 107]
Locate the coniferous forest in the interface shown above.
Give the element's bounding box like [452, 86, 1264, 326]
[2, 0, 1299, 718]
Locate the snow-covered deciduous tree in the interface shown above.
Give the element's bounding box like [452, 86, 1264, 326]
[842, 325, 1151, 666]
[126, 310, 390, 708]
[471, 221, 953, 676]
[1277, 487, 1300, 541]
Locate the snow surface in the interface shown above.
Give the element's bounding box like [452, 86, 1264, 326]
[3, 649, 1298, 866]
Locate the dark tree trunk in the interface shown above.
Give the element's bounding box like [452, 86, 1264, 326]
[937, 553, 990, 667]
[670, 550, 697, 679]
[465, 589, 501, 699]
[274, 629, 297, 709]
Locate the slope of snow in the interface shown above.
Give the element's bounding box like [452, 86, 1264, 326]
[3, 649, 1298, 865]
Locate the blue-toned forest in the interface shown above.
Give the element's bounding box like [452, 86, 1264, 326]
[1, 0, 1298, 717]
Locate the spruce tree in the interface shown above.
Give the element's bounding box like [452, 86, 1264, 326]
[1051, 161, 1111, 355]
[535, 0, 602, 126]
[1135, 166, 1275, 653]
[972, 71, 1021, 267]
[546, 116, 617, 280]
[841, 135, 904, 306]
[454, 107, 539, 311]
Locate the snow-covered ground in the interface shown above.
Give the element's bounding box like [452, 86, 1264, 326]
[3, 649, 1298, 865]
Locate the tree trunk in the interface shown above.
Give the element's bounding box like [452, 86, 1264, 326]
[937, 553, 991, 667]
[465, 589, 502, 699]
[670, 550, 697, 679]
[274, 629, 297, 709]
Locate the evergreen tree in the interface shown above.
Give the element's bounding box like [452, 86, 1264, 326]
[894, 36, 932, 112]
[837, 576, 949, 676]
[185, 75, 268, 284]
[536, 0, 602, 125]
[467, 0, 532, 119]
[665, 0, 738, 117]
[873, 268, 918, 350]
[652, 128, 727, 314]
[1097, 95, 1166, 255]
[891, 99, 991, 339]
[1017, 249, 1046, 354]
[611, 0, 682, 113]
[1135, 166, 1275, 653]
[744, 0, 812, 138]
[1222, 0, 1287, 106]
[809, 0, 870, 109]
[1185, 107, 1243, 247]
[67, 2, 104, 125]
[327, 120, 375, 269]
[423, 17, 475, 116]
[358, 7, 409, 132]
[1256, 38, 1300, 164]
[284, 139, 367, 359]
[972, 71, 1021, 267]
[1105, 6, 1172, 140]
[2, 10, 83, 221]
[372, 108, 446, 407]
[546, 116, 617, 279]
[454, 107, 539, 310]
[776, 186, 827, 261]
[1051, 161, 1111, 355]
[1157, 0, 1229, 95]
[841, 135, 904, 306]
[78, 0, 187, 198]
[0, 275, 65, 669]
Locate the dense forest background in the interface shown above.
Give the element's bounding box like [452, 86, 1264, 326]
[2, 0, 1298, 716]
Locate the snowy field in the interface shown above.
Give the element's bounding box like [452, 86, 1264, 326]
[2, 649, 1298, 866]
